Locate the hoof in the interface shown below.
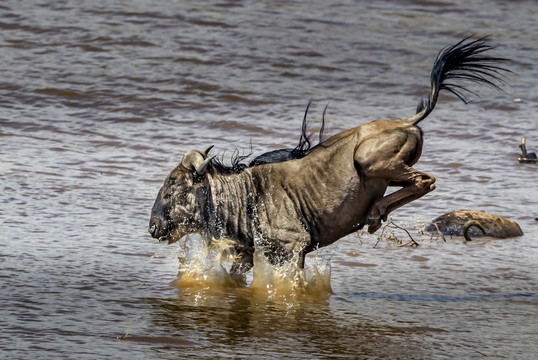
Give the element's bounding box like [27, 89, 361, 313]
[366, 217, 382, 234]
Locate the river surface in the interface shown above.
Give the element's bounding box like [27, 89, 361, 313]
[1, 0, 537, 359]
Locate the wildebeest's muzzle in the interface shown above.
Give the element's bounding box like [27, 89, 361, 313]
[148, 189, 171, 241]
[148, 215, 169, 240]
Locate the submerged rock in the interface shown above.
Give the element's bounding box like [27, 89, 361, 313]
[425, 210, 523, 238]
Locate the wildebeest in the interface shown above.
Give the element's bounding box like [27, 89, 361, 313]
[425, 210, 523, 242]
[149, 36, 509, 279]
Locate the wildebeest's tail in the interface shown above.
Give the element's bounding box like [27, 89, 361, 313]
[402, 35, 510, 126]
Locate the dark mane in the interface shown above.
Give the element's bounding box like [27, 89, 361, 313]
[212, 101, 328, 174]
[212, 148, 250, 174]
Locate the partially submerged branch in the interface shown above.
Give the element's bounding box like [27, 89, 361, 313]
[433, 222, 447, 242]
[118, 320, 133, 341]
[387, 220, 420, 247]
[374, 218, 420, 247]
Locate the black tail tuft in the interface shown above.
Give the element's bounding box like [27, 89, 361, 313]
[432, 35, 509, 103]
[408, 35, 510, 125]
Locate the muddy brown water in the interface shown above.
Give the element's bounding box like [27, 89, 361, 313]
[1, 0, 537, 359]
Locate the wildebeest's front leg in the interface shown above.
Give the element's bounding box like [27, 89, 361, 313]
[355, 128, 436, 233]
[229, 247, 254, 284]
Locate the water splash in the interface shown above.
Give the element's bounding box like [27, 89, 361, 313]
[171, 235, 332, 300]
[249, 250, 332, 301]
[172, 235, 239, 289]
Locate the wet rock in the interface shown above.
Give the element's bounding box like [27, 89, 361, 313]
[425, 210, 523, 238]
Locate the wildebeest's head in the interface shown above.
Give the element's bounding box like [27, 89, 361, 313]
[148, 147, 214, 244]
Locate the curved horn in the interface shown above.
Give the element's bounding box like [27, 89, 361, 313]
[181, 150, 204, 170]
[203, 145, 214, 157]
[195, 155, 216, 175]
[463, 220, 486, 242]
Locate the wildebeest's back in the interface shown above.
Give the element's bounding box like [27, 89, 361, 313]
[250, 125, 388, 250]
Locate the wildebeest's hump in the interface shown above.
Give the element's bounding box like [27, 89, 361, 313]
[249, 148, 298, 167]
[425, 210, 523, 238]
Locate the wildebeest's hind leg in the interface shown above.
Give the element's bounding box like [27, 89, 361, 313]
[366, 167, 436, 233]
[258, 231, 311, 270]
[355, 128, 436, 233]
